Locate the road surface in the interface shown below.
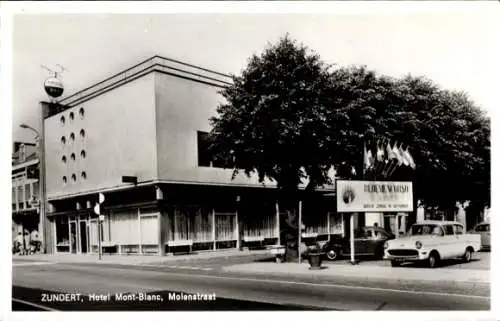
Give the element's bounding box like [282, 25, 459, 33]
[12, 258, 489, 311]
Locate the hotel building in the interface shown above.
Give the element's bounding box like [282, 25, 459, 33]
[42, 56, 345, 255]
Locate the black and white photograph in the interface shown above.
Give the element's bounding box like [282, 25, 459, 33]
[1, 1, 497, 318]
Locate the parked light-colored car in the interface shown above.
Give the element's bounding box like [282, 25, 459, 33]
[383, 220, 481, 268]
[470, 222, 490, 250]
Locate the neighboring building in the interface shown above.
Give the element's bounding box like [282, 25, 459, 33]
[12, 142, 40, 243]
[42, 56, 339, 255]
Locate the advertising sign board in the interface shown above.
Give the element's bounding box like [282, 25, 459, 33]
[336, 180, 413, 213]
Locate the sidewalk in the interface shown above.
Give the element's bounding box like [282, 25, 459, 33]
[222, 262, 490, 284]
[12, 249, 270, 266]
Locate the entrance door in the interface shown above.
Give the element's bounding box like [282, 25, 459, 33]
[80, 221, 88, 253]
[70, 222, 77, 253]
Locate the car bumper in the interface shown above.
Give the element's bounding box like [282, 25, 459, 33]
[384, 250, 430, 261]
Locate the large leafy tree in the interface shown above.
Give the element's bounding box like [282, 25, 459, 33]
[209, 35, 490, 219]
[323, 68, 490, 214]
[209, 35, 336, 205]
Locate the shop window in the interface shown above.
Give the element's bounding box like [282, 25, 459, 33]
[12, 187, 16, 210]
[33, 182, 39, 198]
[79, 108, 85, 119]
[25, 185, 30, 207]
[55, 216, 70, 251]
[17, 186, 24, 204]
[80, 129, 86, 138]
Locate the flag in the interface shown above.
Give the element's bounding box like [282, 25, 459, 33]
[405, 148, 416, 169]
[386, 142, 399, 176]
[363, 142, 374, 175]
[382, 141, 396, 175]
[376, 142, 384, 163]
[400, 145, 409, 167]
[372, 140, 385, 177]
[388, 142, 404, 176]
[393, 143, 404, 166]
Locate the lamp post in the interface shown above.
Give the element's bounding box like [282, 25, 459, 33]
[19, 123, 46, 254]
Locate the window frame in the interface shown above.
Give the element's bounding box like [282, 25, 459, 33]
[443, 224, 455, 236]
[454, 224, 464, 235]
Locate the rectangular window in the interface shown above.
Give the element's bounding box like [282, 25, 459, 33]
[17, 186, 24, 204]
[476, 224, 490, 232]
[444, 224, 454, 235]
[32, 182, 39, 199]
[197, 131, 212, 167]
[454, 224, 464, 235]
[12, 187, 16, 209]
[25, 184, 31, 208]
[197, 131, 235, 169]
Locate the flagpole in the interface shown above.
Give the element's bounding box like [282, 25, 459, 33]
[298, 200, 302, 264]
[388, 143, 400, 177]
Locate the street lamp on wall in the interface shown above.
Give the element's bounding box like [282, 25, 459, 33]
[19, 124, 40, 141]
[19, 123, 46, 253]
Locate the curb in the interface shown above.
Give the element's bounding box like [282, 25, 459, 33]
[221, 265, 490, 285]
[11, 251, 271, 266]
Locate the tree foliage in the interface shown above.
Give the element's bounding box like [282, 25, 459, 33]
[209, 35, 490, 210]
[209, 35, 333, 197]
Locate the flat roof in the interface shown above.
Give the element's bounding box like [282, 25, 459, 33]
[46, 55, 233, 118]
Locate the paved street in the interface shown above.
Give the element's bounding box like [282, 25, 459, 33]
[12, 251, 490, 311]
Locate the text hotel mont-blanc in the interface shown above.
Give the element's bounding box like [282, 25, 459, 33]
[41, 292, 217, 303]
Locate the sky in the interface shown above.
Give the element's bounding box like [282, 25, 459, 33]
[6, 4, 499, 144]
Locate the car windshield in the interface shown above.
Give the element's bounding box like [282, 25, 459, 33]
[476, 224, 490, 232]
[410, 224, 443, 236]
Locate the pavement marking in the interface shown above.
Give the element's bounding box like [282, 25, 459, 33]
[67, 264, 490, 300]
[139, 264, 214, 271]
[12, 298, 59, 311]
[145, 271, 491, 300]
[13, 262, 57, 267]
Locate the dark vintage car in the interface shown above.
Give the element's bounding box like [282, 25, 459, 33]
[323, 226, 395, 260]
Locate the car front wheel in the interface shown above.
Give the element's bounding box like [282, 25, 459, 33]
[428, 252, 440, 268]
